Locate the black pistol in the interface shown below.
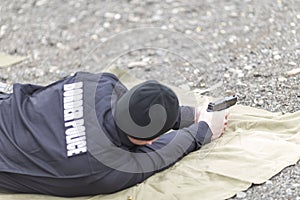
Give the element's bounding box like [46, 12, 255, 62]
[207, 95, 237, 112]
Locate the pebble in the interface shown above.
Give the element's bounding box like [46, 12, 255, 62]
[179, 84, 190, 90]
[273, 55, 281, 60]
[32, 50, 40, 60]
[48, 66, 59, 73]
[225, 90, 235, 96]
[286, 188, 292, 195]
[103, 22, 111, 28]
[69, 17, 77, 24]
[185, 30, 192, 35]
[35, 0, 47, 7]
[56, 42, 67, 50]
[104, 12, 115, 19]
[265, 180, 273, 185]
[257, 99, 264, 106]
[91, 34, 98, 40]
[285, 68, 300, 77]
[0, 25, 8, 37]
[244, 65, 253, 70]
[278, 76, 287, 82]
[195, 26, 201, 32]
[229, 35, 238, 43]
[193, 69, 200, 74]
[255, 94, 261, 98]
[127, 61, 147, 69]
[236, 191, 247, 198]
[114, 13, 121, 20]
[224, 73, 230, 78]
[288, 61, 297, 66]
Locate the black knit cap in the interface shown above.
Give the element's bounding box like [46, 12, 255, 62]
[114, 80, 179, 140]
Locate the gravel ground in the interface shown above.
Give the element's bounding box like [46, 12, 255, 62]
[0, 0, 299, 199]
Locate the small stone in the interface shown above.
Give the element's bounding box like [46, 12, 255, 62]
[91, 34, 98, 40]
[286, 188, 292, 195]
[273, 55, 281, 60]
[285, 68, 300, 77]
[288, 61, 297, 66]
[103, 22, 111, 28]
[127, 61, 147, 69]
[142, 57, 151, 63]
[179, 84, 190, 90]
[195, 26, 201, 33]
[49, 66, 58, 73]
[32, 50, 40, 60]
[128, 14, 140, 22]
[236, 191, 247, 198]
[265, 180, 273, 185]
[104, 12, 115, 19]
[188, 82, 194, 87]
[257, 100, 264, 106]
[152, 15, 161, 21]
[0, 25, 7, 37]
[100, 37, 107, 43]
[168, 24, 174, 29]
[199, 82, 206, 88]
[244, 26, 250, 32]
[244, 65, 253, 70]
[35, 0, 47, 6]
[229, 35, 237, 43]
[237, 71, 244, 78]
[193, 69, 200, 74]
[225, 90, 235, 96]
[171, 8, 179, 14]
[230, 12, 238, 17]
[185, 30, 192, 35]
[255, 94, 261, 98]
[278, 76, 287, 82]
[187, 20, 197, 26]
[224, 73, 230, 78]
[161, 25, 167, 30]
[34, 69, 45, 77]
[114, 13, 121, 20]
[69, 17, 77, 24]
[56, 42, 66, 49]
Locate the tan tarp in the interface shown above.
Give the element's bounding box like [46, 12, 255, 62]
[0, 68, 299, 200]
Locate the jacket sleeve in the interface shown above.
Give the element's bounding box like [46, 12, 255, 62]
[172, 106, 196, 129]
[105, 121, 212, 192]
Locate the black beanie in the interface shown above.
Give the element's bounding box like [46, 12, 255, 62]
[114, 80, 179, 140]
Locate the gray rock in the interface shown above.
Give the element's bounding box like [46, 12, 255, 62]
[128, 61, 147, 69]
[236, 191, 247, 198]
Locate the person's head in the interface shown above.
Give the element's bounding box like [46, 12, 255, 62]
[114, 80, 179, 145]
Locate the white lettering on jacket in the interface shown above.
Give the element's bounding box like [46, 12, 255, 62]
[63, 82, 87, 157]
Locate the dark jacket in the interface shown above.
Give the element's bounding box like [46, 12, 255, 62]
[0, 72, 212, 196]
